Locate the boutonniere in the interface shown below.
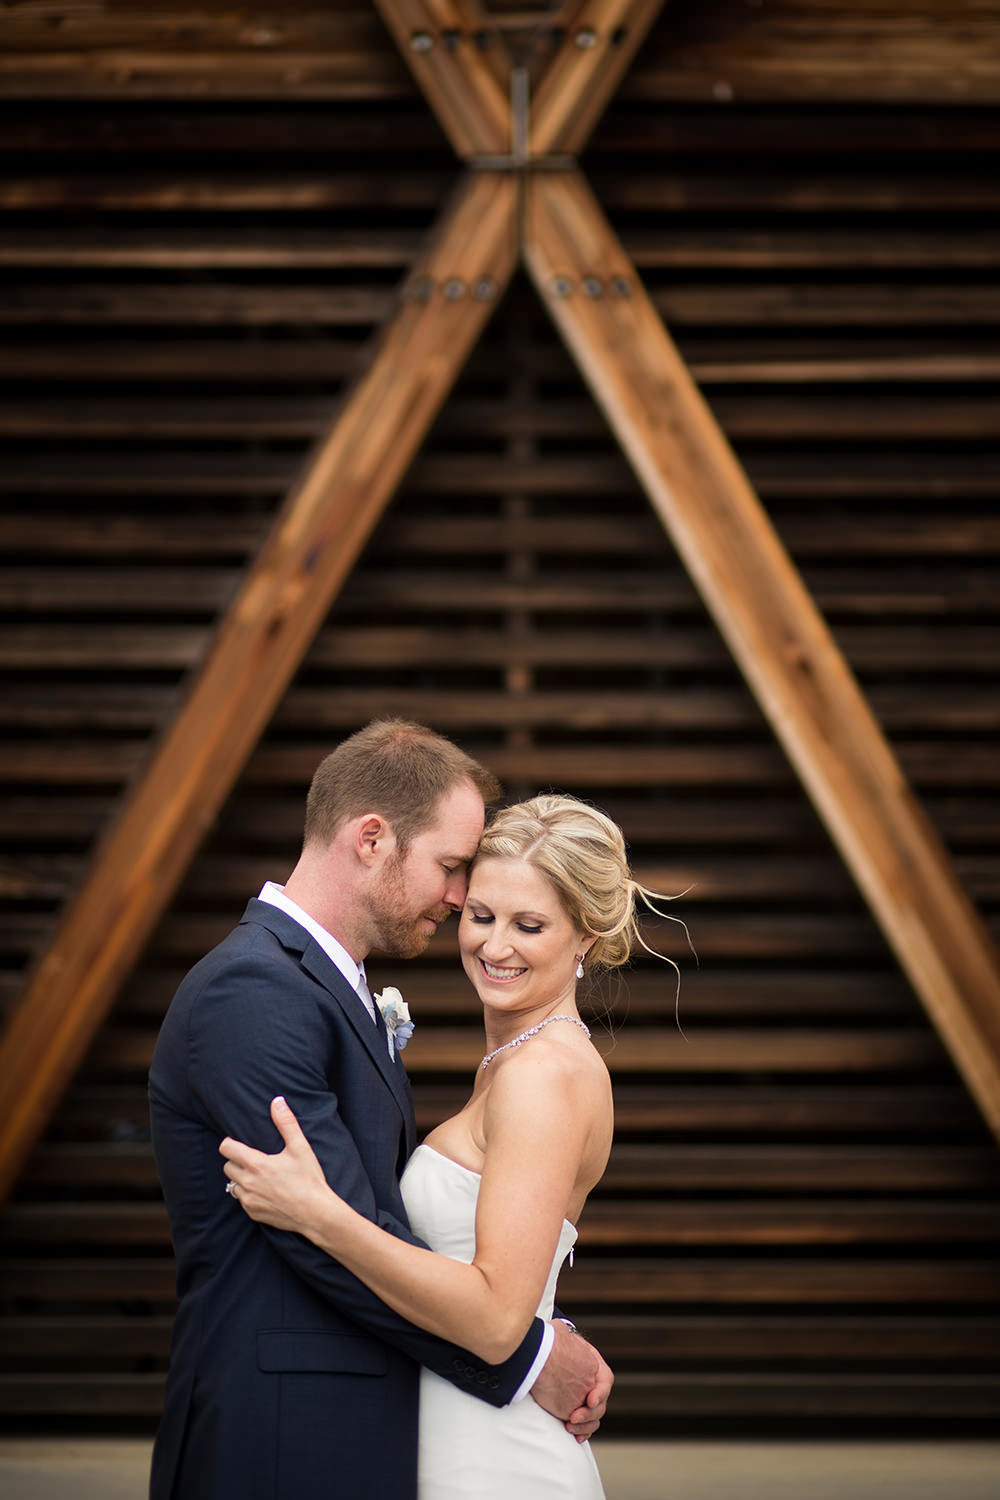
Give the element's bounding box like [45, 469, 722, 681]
[376, 987, 414, 1050]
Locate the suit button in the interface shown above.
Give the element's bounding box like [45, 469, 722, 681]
[489, 1377, 500, 1389]
[452, 1358, 466, 1372]
[477, 1372, 488, 1385]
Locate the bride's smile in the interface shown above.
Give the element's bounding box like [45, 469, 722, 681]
[459, 856, 594, 1034]
[480, 958, 528, 982]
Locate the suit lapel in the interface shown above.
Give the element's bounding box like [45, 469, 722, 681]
[300, 941, 417, 1155]
[240, 899, 416, 1151]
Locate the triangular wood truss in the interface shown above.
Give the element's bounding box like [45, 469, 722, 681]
[2, 0, 999, 1202]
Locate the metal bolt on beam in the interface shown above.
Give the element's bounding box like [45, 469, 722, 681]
[443, 278, 467, 299]
[575, 28, 598, 49]
[551, 276, 573, 298]
[582, 276, 603, 297]
[410, 30, 433, 52]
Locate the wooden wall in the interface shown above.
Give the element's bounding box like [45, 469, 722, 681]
[1, 1, 999, 1431]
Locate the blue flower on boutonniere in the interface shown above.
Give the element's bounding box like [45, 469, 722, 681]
[376, 987, 414, 1051]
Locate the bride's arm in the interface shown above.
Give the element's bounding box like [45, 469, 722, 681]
[220, 1051, 599, 1364]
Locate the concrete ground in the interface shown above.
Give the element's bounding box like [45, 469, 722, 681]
[0, 1438, 998, 1499]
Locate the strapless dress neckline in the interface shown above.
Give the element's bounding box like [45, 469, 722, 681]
[410, 1143, 578, 1236]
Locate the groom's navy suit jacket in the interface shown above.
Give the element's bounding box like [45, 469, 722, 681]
[148, 899, 544, 1500]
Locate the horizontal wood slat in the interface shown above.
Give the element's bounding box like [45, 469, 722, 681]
[4, 1301, 997, 1360]
[560, 1260, 1000, 1306]
[0, 1, 996, 105]
[3, 103, 994, 159]
[4, 1256, 997, 1307]
[0, 1370, 997, 1420]
[3, 563, 998, 616]
[6, 1198, 1000, 1249]
[3, 742, 996, 803]
[628, 2, 1000, 107]
[77, 1022, 946, 1077]
[579, 1202, 1000, 1247]
[5, 449, 995, 498]
[585, 1373, 1000, 1419]
[0, 1374, 168, 1417]
[573, 1312, 1000, 1363]
[1, 341, 997, 387]
[0, 907, 974, 970]
[4, 509, 1000, 559]
[3, 738, 997, 796]
[21, 1141, 1000, 1196]
[4, 685, 1000, 740]
[3, 393, 1000, 443]
[5, 171, 1000, 213]
[46, 1080, 982, 1140]
[6, 1310, 998, 1367]
[4, 624, 998, 678]
[7, 226, 998, 271]
[5, 281, 1000, 330]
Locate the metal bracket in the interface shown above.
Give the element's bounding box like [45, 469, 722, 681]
[468, 67, 573, 173]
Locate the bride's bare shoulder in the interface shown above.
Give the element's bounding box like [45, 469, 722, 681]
[484, 1027, 611, 1125]
[480, 1031, 613, 1203]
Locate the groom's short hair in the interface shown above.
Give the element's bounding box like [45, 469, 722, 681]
[303, 718, 501, 854]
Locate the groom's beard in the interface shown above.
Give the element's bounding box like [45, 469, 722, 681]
[366, 853, 452, 959]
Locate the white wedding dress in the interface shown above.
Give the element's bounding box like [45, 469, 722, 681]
[400, 1144, 606, 1500]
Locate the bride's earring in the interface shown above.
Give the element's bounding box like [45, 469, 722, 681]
[575, 954, 585, 980]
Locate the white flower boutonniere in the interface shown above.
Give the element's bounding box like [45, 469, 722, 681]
[376, 987, 414, 1051]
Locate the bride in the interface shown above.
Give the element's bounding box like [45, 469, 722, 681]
[221, 795, 669, 1500]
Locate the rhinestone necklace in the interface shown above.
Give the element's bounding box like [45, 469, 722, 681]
[480, 1014, 591, 1070]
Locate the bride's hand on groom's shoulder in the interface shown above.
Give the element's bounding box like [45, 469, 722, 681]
[530, 1320, 614, 1442]
[219, 1095, 334, 1238]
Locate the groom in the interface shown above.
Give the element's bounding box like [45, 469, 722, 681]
[148, 719, 612, 1500]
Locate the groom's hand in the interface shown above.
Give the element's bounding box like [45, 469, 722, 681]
[564, 1345, 613, 1442]
[530, 1321, 614, 1442]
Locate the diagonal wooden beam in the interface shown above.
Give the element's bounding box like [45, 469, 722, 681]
[0, 172, 519, 1203]
[523, 168, 1000, 1138]
[530, 0, 665, 157]
[372, 0, 512, 157]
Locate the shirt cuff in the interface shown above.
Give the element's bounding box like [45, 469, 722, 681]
[511, 1321, 555, 1403]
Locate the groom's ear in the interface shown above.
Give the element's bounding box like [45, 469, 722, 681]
[354, 812, 397, 868]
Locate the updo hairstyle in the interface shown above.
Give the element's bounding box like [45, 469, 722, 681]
[477, 794, 670, 974]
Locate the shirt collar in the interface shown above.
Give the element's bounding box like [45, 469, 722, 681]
[257, 881, 363, 991]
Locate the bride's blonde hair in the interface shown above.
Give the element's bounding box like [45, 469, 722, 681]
[477, 794, 684, 977]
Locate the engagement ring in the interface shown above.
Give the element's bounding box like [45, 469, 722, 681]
[225, 1181, 238, 1198]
